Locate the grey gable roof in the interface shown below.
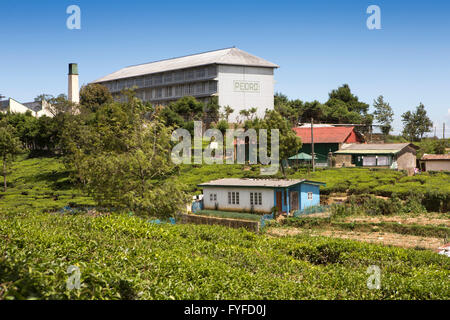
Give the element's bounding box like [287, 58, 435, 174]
[198, 178, 325, 189]
[92, 47, 279, 83]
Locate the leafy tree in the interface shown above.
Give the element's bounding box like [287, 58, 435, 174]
[63, 96, 188, 217]
[402, 103, 433, 141]
[247, 110, 302, 177]
[223, 106, 234, 122]
[299, 101, 325, 123]
[324, 84, 372, 124]
[80, 83, 113, 113]
[203, 96, 220, 127]
[373, 95, 394, 136]
[0, 120, 22, 192]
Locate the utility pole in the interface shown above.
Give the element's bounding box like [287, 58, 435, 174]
[311, 118, 315, 172]
[444, 123, 446, 140]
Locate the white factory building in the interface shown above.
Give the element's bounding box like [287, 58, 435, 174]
[92, 47, 279, 122]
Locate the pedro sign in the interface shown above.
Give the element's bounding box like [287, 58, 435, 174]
[233, 80, 260, 93]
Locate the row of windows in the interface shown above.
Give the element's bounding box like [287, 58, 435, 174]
[115, 81, 217, 101]
[103, 66, 217, 92]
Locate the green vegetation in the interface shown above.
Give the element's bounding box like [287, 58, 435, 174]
[0, 211, 448, 300]
[0, 155, 93, 213]
[197, 210, 263, 221]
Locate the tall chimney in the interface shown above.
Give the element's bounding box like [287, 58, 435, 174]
[68, 63, 79, 104]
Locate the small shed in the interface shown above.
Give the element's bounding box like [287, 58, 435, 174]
[420, 154, 450, 172]
[198, 178, 326, 215]
[333, 143, 418, 171]
[288, 152, 316, 166]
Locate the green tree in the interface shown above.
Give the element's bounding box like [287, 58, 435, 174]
[80, 83, 113, 113]
[64, 97, 188, 217]
[402, 103, 433, 141]
[0, 120, 22, 192]
[223, 106, 234, 122]
[373, 95, 394, 136]
[259, 110, 302, 177]
[203, 96, 220, 127]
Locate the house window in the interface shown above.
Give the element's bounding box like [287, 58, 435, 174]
[250, 192, 262, 206]
[228, 192, 231, 204]
[210, 193, 217, 202]
[236, 192, 239, 205]
[308, 192, 313, 201]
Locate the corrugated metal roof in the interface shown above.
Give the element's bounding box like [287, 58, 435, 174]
[421, 154, 450, 161]
[198, 178, 325, 188]
[93, 47, 279, 83]
[334, 143, 415, 155]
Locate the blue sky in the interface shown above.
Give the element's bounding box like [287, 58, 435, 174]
[1, 0, 449, 135]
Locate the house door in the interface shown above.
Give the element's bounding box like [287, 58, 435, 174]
[290, 191, 299, 211]
[276, 191, 283, 213]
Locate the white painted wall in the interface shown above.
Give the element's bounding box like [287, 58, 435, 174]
[425, 160, 450, 172]
[217, 65, 275, 122]
[203, 186, 274, 213]
[8, 99, 30, 114]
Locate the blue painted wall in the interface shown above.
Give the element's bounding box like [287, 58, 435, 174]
[300, 183, 321, 210]
[273, 182, 321, 213]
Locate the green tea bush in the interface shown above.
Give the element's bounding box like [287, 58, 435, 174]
[1, 212, 448, 300]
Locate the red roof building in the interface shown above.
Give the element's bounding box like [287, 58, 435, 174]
[292, 126, 361, 144]
[292, 126, 363, 158]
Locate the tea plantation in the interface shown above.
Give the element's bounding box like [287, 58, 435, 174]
[0, 211, 448, 300]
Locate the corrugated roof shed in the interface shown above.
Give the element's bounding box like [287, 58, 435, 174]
[198, 178, 325, 188]
[421, 154, 450, 161]
[93, 47, 279, 83]
[292, 127, 357, 144]
[335, 143, 417, 155]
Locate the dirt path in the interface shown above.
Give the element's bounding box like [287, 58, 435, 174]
[267, 227, 447, 251]
[340, 215, 450, 227]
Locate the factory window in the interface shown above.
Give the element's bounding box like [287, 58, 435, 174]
[164, 73, 173, 83]
[111, 82, 118, 91]
[196, 83, 205, 94]
[208, 65, 216, 76]
[135, 78, 144, 88]
[165, 87, 172, 97]
[196, 68, 205, 78]
[118, 80, 125, 90]
[154, 74, 163, 85]
[127, 79, 134, 88]
[144, 76, 152, 87]
[175, 71, 184, 82]
[175, 85, 183, 96]
[189, 84, 195, 94]
[209, 81, 217, 92]
[187, 69, 194, 80]
[156, 88, 162, 98]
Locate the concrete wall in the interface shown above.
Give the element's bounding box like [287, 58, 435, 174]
[203, 186, 274, 213]
[334, 154, 353, 167]
[396, 147, 417, 170]
[217, 65, 274, 122]
[423, 160, 450, 172]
